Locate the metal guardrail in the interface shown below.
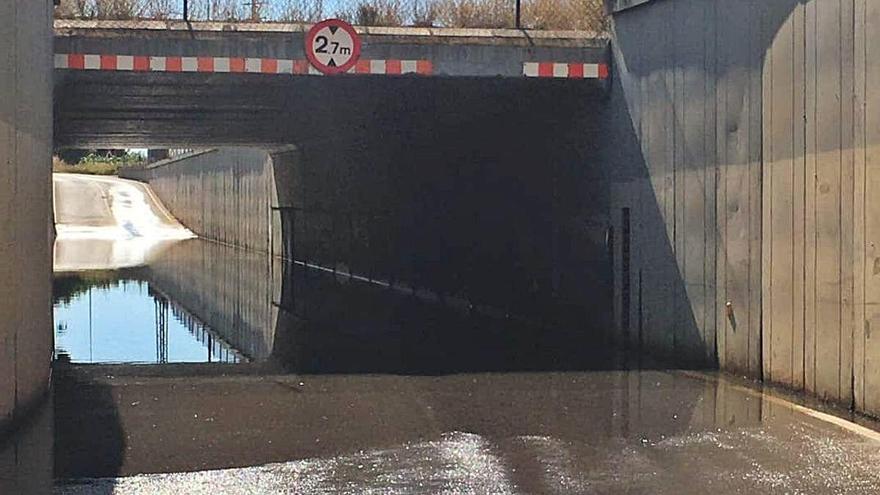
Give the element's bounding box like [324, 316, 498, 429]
[55, 0, 608, 31]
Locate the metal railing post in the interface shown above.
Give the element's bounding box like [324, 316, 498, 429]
[183, 0, 189, 21]
[515, 0, 521, 28]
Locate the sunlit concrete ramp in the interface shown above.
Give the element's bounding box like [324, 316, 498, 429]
[53, 173, 195, 271]
[53, 20, 609, 148]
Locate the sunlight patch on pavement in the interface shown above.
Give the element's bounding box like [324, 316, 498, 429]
[54, 174, 195, 272]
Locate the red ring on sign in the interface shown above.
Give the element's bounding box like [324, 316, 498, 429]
[305, 19, 361, 75]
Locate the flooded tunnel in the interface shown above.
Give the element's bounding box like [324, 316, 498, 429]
[55, 68, 618, 347]
[48, 69, 637, 490]
[5, 1, 880, 492]
[45, 64, 880, 493]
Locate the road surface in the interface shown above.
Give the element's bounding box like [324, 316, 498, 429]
[53, 173, 194, 271]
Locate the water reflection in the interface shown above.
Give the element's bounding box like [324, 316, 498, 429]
[54, 274, 244, 364]
[275, 260, 608, 374]
[56, 236, 614, 373]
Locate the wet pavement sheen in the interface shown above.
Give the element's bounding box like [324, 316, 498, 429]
[52, 369, 880, 494]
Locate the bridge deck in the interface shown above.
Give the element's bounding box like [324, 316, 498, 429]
[54, 20, 609, 80]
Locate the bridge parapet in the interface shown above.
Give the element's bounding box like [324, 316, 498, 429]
[54, 20, 609, 80]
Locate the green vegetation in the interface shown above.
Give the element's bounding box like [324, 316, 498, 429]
[53, 151, 145, 176]
[53, 269, 149, 305]
[53, 271, 124, 305]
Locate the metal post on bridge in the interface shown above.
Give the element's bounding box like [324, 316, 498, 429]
[515, 0, 522, 29]
[183, 0, 189, 21]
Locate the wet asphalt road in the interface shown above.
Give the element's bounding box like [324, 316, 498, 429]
[45, 368, 880, 494]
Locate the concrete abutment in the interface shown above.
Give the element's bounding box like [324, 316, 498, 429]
[609, 0, 880, 417]
[0, 0, 54, 431]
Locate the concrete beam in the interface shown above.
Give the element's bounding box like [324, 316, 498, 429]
[54, 70, 608, 149]
[54, 20, 608, 80]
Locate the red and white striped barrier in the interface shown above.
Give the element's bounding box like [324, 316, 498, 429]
[54, 53, 433, 76]
[523, 62, 609, 79]
[54, 54, 610, 79]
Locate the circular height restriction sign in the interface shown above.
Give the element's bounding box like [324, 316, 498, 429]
[305, 19, 361, 75]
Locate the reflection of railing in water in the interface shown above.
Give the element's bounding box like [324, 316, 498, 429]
[275, 184, 612, 335]
[272, 257, 611, 374]
[140, 234, 603, 372]
[154, 295, 168, 364]
[148, 284, 245, 363]
[145, 239, 280, 361]
[170, 303, 246, 364]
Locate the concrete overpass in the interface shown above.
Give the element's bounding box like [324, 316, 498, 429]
[53, 20, 610, 148]
[50, 21, 617, 381]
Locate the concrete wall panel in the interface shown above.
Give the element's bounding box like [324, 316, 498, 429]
[612, 0, 880, 415]
[851, 0, 867, 413]
[0, 0, 18, 426]
[860, 0, 880, 414]
[0, 0, 53, 429]
[675, 0, 712, 363]
[764, 6, 796, 387]
[610, 0, 766, 371]
[812, 0, 844, 402]
[123, 148, 279, 255]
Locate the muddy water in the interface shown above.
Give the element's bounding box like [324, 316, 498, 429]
[50, 368, 880, 495]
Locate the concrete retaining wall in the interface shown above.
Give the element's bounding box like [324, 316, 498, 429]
[0, 0, 54, 429]
[610, 0, 880, 416]
[761, 0, 880, 414]
[145, 239, 281, 362]
[122, 148, 281, 255]
[609, 0, 766, 374]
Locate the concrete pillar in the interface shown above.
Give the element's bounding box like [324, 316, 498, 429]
[0, 0, 54, 428]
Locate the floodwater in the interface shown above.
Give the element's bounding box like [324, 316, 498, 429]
[40, 366, 880, 494]
[5, 174, 880, 494]
[54, 278, 243, 364]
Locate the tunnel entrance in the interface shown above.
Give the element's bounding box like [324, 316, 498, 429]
[47, 60, 634, 483]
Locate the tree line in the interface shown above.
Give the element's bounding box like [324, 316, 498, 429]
[55, 0, 608, 32]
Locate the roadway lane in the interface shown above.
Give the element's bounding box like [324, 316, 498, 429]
[53, 173, 116, 228]
[53, 173, 194, 271]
